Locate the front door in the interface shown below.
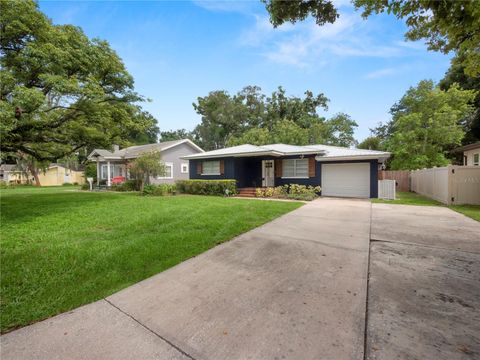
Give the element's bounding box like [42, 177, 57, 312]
[262, 160, 275, 187]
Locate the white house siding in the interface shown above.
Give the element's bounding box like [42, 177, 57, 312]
[150, 142, 199, 184]
[464, 148, 480, 166]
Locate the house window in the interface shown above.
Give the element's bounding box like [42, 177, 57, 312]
[181, 163, 189, 174]
[474, 153, 479, 166]
[101, 165, 114, 179]
[202, 161, 220, 175]
[158, 162, 173, 179]
[282, 159, 308, 178]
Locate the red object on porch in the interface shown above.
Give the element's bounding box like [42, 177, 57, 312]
[111, 176, 126, 184]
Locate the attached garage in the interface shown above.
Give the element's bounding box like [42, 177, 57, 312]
[321, 163, 370, 198]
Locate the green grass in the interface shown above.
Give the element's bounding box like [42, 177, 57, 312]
[372, 191, 442, 206]
[0, 187, 302, 333]
[449, 205, 480, 222]
[372, 191, 480, 222]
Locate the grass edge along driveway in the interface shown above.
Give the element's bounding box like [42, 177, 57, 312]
[0, 187, 302, 333]
[372, 191, 480, 222]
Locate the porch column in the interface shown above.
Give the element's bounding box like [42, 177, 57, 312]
[107, 160, 111, 187]
[96, 159, 100, 186]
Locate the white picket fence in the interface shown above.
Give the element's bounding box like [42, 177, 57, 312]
[378, 180, 396, 200]
[410, 165, 480, 205]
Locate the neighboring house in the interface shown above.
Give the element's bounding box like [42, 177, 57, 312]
[38, 164, 85, 186]
[454, 142, 480, 166]
[87, 139, 204, 186]
[0, 163, 84, 186]
[183, 143, 390, 198]
[0, 164, 29, 184]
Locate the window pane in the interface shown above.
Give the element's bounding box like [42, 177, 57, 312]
[203, 161, 220, 174]
[282, 159, 295, 177]
[165, 165, 172, 178]
[474, 153, 479, 165]
[295, 159, 308, 177]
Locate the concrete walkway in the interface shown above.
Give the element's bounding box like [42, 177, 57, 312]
[1, 198, 371, 360]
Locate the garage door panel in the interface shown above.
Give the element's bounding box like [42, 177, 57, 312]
[321, 163, 370, 198]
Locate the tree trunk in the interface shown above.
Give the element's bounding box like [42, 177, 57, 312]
[28, 164, 41, 186]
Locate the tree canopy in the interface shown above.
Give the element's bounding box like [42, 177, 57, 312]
[381, 80, 476, 170]
[0, 0, 159, 162]
[191, 86, 357, 150]
[160, 129, 193, 142]
[128, 151, 165, 192]
[439, 54, 480, 144]
[357, 136, 383, 151]
[263, 0, 480, 76]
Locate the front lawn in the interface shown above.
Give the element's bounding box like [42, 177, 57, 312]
[372, 191, 442, 206]
[0, 187, 302, 333]
[372, 191, 480, 222]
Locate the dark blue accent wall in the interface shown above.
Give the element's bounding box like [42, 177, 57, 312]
[189, 157, 236, 181]
[189, 156, 380, 198]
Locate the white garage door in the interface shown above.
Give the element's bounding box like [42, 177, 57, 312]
[321, 163, 370, 198]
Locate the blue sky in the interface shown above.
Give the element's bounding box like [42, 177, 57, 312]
[39, 0, 452, 142]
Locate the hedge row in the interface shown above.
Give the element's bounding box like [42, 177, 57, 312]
[176, 179, 237, 196]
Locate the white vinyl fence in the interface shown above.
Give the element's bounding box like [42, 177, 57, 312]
[378, 180, 396, 200]
[410, 166, 480, 205]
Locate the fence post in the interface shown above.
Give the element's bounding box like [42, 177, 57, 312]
[447, 165, 454, 206]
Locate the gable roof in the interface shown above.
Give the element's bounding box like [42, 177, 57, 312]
[182, 143, 324, 159]
[182, 143, 390, 162]
[0, 164, 17, 172]
[87, 139, 203, 161]
[453, 142, 480, 152]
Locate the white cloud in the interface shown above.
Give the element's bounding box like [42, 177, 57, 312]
[239, 14, 295, 46]
[363, 68, 397, 79]
[192, 0, 256, 14]
[241, 11, 411, 68]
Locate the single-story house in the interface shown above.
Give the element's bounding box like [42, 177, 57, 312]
[38, 164, 85, 186]
[0, 164, 29, 184]
[0, 163, 85, 186]
[454, 142, 480, 166]
[182, 143, 390, 198]
[87, 139, 204, 186]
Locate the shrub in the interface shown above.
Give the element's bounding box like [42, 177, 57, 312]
[255, 184, 320, 201]
[142, 183, 177, 196]
[81, 183, 90, 190]
[62, 182, 74, 186]
[176, 180, 237, 196]
[84, 163, 97, 182]
[286, 193, 317, 201]
[0, 180, 8, 189]
[112, 180, 141, 192]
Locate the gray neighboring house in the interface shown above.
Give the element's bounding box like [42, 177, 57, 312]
[87, 139, 204, 186]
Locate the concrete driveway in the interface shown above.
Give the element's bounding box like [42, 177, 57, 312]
[3, 199, 479, 360]
[1, 198, 371, 360]
[366, 204, 480, 360]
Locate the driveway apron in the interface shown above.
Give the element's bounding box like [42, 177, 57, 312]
[366, 204, 480, 360]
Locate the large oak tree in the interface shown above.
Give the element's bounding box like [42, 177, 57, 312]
[0, 0, 158, 162]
